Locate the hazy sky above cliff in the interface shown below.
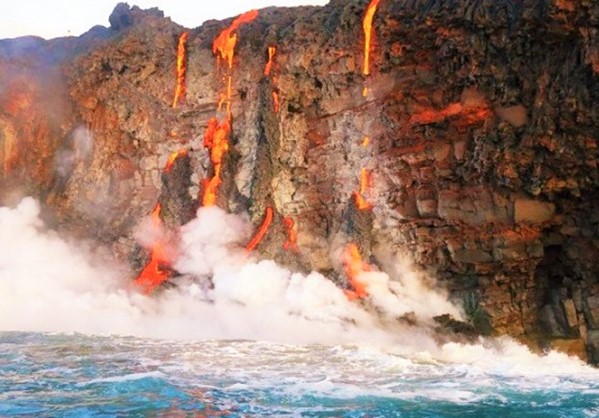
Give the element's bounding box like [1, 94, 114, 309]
[1, 0, 329, 39]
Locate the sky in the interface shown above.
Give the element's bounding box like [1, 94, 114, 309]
[1, 0, 329, 40]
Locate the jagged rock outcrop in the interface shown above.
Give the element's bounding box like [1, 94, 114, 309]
[1, 0, 599, 363]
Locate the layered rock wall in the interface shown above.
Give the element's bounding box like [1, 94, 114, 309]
[1, 0, 598, 362]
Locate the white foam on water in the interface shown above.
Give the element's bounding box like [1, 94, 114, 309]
[85, 371, 166, 385]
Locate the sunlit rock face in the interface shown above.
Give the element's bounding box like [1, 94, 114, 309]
[1, 0, 599, 363]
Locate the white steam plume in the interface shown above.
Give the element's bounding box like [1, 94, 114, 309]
[0, 197, 595, 376]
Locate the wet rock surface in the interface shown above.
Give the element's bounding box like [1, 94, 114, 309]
[1, 0, 599, 364]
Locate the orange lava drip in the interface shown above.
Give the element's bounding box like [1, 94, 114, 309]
[245, 206, 274, 253]
[409, 102, 463, 125]
[163, 149, 187, 174]
[135, 204, 172, 294]
[353, 168, 373, 210]
[282, 216, 298, 251]
[264, 46, 277, 76]
[202, 117, 231, 206]
[362, 0, 381, 77]
[342, 243, 371, 300]
[272, 91, 280, 113]
[202, 10, 258, 207]
[212, 10, 259, 69]
[172, 32, 189, 108]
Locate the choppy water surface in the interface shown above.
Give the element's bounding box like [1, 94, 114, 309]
[1, 332, 598, 417]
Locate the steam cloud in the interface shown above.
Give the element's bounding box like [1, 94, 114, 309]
[0, 197, 595, 375]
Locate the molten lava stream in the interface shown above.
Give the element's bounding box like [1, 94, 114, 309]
[164, 149, 187, 174]
[282, 216, 298, 252]
[272, 91, 280, 113]
[202, 117, 230, 207]
[212, 10, 259, 69]
[202, 10, 258, 207]
[362, 0, 381, 77]
[135, 204, 172, 294]
[264, 46, 276, 77]
[172, 32, 189, 108]
[246, 206, 274, 253]
[353, 168, 373, 210]
[342, 244, 371, 300]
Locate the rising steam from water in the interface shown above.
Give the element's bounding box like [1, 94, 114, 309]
[0, 197, 596, 376]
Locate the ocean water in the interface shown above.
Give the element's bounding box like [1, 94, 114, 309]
[1, 332, 598, 417]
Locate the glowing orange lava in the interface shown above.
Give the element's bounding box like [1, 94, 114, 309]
[409, 102, 463, 125]
[202, 117, 231, 206]
[282, 216, 298, 251]
[353, 168, 373, 210]
[362, 136, 370, 147]
[264, 46, 277, 76]
[212, 10, 259, 69]
[172, 32, 189, 108]
[342, 243, 371, 300]
[245, 206, 274, 253]
[135, 204, 172, 294]
[163, 149, 187, 174]
[202, 10, 258, 207]
[362, 0, 381, 77]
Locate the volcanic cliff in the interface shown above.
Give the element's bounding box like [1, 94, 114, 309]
[1, 0, 599, 364]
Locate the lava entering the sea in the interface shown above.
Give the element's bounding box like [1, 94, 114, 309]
[135, 149, 190, 293]
[172, 32, 189, 108]
[134, 204, 172, 294]
[342, 244, 371, 300]
[246, 206, 274, 253]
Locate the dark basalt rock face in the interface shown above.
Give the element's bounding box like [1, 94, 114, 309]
[1, 0, 599, 364]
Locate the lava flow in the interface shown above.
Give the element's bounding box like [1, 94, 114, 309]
[353, 168, 373, 210]
[172, 32, 189, 108]
[342, 244, 371, 300]
[264, 46, 276, 76]
[245, 206, 274, 253]
[135, 150, 189, 293]
[164, 149, 187, 174]
[362, 0, 381, 96]
[213, 10, 259, 69]
[202, 10, 258, 207]
[134, 204, 172, 295]
[282, 216, 298, 251]
[272, 91, 280, 113]
[202, 117, 230, 207]
[363, 0, 381, 77]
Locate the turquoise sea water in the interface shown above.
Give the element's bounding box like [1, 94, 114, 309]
[1, 332, 598, 417]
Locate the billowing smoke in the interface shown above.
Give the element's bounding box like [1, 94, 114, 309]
[0, 197, 595, 375]
[55, 126, 93, 179]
